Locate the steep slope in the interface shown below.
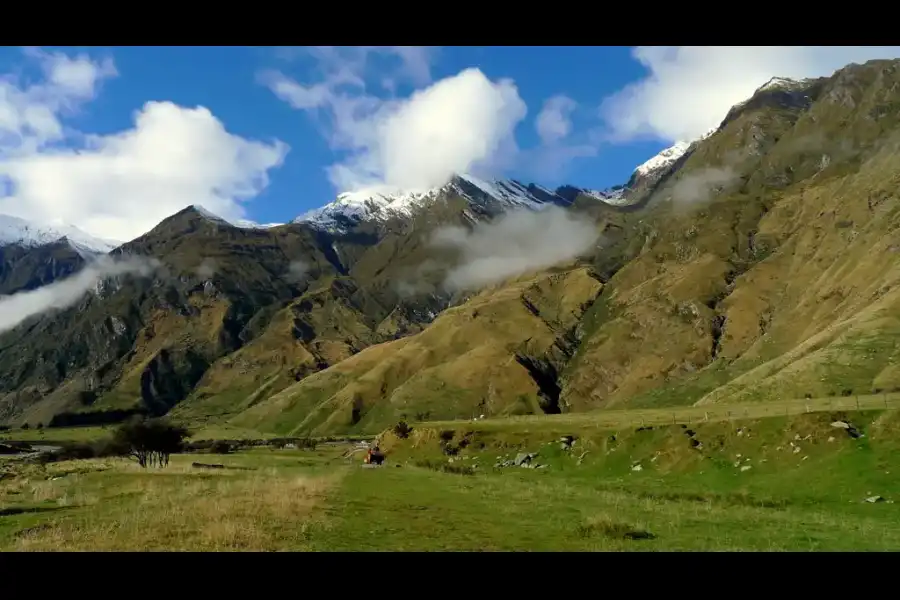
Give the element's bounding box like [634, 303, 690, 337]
[0, 215, 120, 295]
[215, 58, 900, 437]
[0, 207, 346, 426]
[0, 241, 90, 295]
[229, 265, 602, 436]
[564, 59, 900, 410]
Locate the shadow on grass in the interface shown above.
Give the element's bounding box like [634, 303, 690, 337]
[576, 517, 656, 541]
[0, 506, 68, 518]
[632, 490, 792, 509]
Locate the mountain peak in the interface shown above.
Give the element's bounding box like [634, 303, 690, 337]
[0, 213, 120, 254]
[293, 173, 578, 231]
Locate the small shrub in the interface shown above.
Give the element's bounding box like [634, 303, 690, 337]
[841, 389, 854, 397]
[393, 421, 413, 439]
[209, 440, 233, 454]
[575, 517, 656, 541]
[21, 423, 29, 430]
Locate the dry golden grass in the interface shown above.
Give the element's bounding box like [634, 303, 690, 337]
[4, 457, 337, 552]
[229, 266, 601, 436]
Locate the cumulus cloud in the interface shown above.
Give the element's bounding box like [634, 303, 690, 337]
[0, 48, 289, 243]
[535, 95, 577, 144]
[262, 48, 527, 194]
[0, 47, 117, 153]
[0, 255, 159, 334]
[431, 206, 599, 292]
[601, 46, 900, 144]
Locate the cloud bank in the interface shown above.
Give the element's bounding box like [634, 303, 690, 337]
[431, 206, 599, 291]
[261, 48, 527, 194]
[601, 46, 900, 144]
[0, 48, 288, 243]
[0, 255, 159, 334]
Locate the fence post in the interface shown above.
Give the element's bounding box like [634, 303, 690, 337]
[672, 412, 677, 425]
[856, 396, 860, 410]
[806, 403, 810, 414]
[704, 411, 709, 422]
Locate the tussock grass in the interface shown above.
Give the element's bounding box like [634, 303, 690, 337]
[1, 453, 338, 551]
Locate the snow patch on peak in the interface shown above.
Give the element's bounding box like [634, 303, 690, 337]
[634, 141, 691, 178]
[191, 205, 283, 230]
[582, 187, 627, 206]
[756, 76, 815, 94]
[0, 214, 120, 254]
[295, 173, 557, 231]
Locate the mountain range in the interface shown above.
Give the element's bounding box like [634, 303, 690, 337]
[3, 60, 900, 438]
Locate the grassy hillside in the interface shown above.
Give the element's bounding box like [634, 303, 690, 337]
[228, 266, 602, 436]
[217, 59, 900, 436]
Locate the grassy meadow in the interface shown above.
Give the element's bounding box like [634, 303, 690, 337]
[3, 400, 900, 551]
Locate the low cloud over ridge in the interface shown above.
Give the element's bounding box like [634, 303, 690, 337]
[0, 255, 160, 334]
[431, 206, 599, 292]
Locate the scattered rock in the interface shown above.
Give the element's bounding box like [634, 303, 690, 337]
[793, 446, 801, 454]
[831, 421, 850, 429]
[740, 465, 752, 472]
[865, 495, 886, 504]
[514, 452, 535, 466]
[827, 436, 836, 443]
[632, 464, 643, 472]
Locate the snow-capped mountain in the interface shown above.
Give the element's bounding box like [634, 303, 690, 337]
[294, 174, 577, 231]
[633, 141, 691, 178]
[0, 214, 121, 254]
[197, 140, 705, 235]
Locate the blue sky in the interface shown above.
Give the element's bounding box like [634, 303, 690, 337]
[2, 46, 899, 242]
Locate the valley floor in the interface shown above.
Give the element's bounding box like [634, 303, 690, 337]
[2, 406, 900, 551]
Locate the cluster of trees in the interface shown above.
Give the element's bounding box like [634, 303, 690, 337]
[47, 417, 190, 468]
[113, 418, 190, 468]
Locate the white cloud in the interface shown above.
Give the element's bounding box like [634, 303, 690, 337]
[602, 46, 900, 144]
[0, 47, 116, 153]
[431, 206, 599, 291]
[535, 95, 577, 144]
[0, 254, 159, 334]
[262, 48, 528, 194]
[0, 48, 289, 243]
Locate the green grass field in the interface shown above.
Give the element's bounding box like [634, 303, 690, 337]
[3, 404, 899, 551]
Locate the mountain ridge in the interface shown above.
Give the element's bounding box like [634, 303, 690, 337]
[6, 59, 900, 436]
